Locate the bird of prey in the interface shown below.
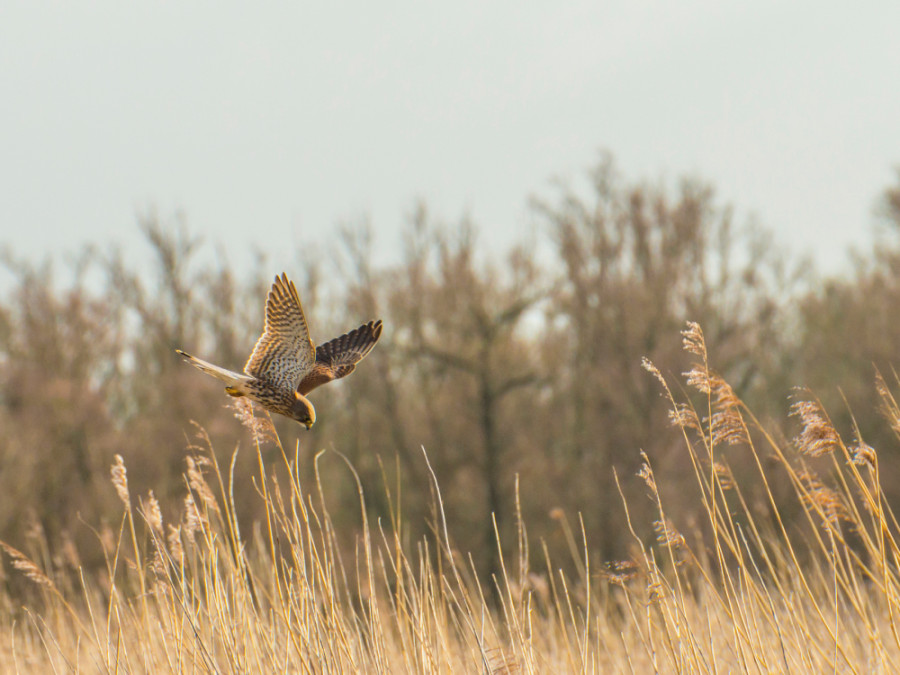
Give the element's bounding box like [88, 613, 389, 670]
[176, 273, 382, 429]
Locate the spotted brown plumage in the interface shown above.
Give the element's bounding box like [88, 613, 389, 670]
[244, 273, 316, 392]
[176, 273, 383, 429]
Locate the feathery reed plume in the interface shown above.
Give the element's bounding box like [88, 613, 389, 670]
[798, 469, 850, 526]
[186, 456, 220, 514]
[704, 371, 749, 445]
[850, 440, 877, 468]
[637, 456, 658, 496]
[709, 374, 741, 411]
[669, 403, 701, 431]
[231, 397, 277, 446]
[141, 491, 166, 576]
[791, 399, 840, 457]
[710, 409, 748, 446]
[601, 559, 641, 585]
[681, 323, 725, 396]
[653, 518, 686, 551]
[167, 524, 184, 565]
[0, 542, 56, 590]
[681, 321, 706, 358]
[684, 365, 712, 394]
[642, 357, 667, 388]
[111, 454, 130, 505]
[875, 371, 900, 437]
[183, 493, 203, 544]
[712, 462, 735, 490]
[142, 490, 164, 536]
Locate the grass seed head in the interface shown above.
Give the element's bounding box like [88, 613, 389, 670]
[681, 321, 706, 358]
[669, 403, 701, 431]
[602, 559, 641, 585]
[183, 493, 203, 544]
[143, 490, 164, 535]
[684, 366, 712, 394]
[851, 441, 877, 468]
[111, 454, 130, 505]
[232, 397, 278, 445]
[799, 470, 849, 526]
[167, 524, 184, 564]
[710, 409, 749, 446]
[654, 519, 686, 550]
[0, 542, 56, 590]
[642, 357, 667, 388]
[637, 459, 658, 496]
[712, 462, 735, 490]
[791, 400, 840, 457]
[186, 456, 220, 514]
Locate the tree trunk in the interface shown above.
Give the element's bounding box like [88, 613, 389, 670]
[479, 373, 503, 584]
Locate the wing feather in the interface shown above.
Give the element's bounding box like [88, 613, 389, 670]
[244, 273, 316, 392]
[297, 319, 382, 395]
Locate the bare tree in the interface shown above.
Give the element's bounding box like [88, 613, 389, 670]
[383, 208, 545, 579]
[534, 156, 795, 555]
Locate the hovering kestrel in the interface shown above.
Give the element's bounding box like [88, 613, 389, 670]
[176, 273, 382, 428]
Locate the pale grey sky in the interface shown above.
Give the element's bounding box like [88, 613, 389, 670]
[2, 2, 898, 276]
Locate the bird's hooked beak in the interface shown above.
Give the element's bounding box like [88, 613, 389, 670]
[294, 392, 315, 429]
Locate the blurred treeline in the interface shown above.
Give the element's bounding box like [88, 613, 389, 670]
[1, 156, 899, 580]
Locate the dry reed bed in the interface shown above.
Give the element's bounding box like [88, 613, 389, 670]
[1, 322, 899, 673]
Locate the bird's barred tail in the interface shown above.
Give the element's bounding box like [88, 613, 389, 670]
[175, 350, 251, 390]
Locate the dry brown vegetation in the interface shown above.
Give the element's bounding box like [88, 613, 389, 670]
[2, 158, 900, 671]
[2, 322, 900, 672]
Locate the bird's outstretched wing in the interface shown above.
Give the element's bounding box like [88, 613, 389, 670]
[297, 320, 383, 395]
[244, 273, 316, 392]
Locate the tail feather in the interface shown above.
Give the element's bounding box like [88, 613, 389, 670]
[176, 350, 252, 389]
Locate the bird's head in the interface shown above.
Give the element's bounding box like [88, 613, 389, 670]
[291, 393, 316, 430]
